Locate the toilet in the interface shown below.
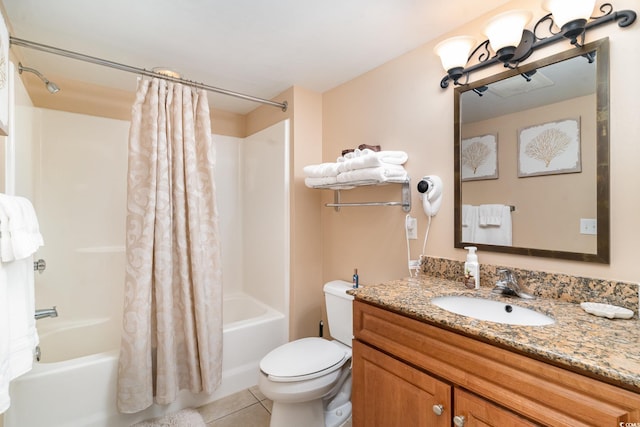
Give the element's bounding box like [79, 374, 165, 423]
[258, 280, 354, 427]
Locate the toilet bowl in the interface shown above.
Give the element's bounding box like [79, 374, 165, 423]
[258, 281, 354, 427]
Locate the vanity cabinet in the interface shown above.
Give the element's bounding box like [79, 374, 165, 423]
[352, 300, 640, 426]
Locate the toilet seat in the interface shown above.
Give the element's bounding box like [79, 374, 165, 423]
[260, 337, 349, 383]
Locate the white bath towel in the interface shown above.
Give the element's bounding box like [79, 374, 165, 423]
[303, 162, 341, 178]
[462, 204, 512, 246]
[0, 256, 39, 414]
[478, 204, 506, 226]
[461, 204, 478, 242]
[0, 195, 44, 262]
[305, 176, 340, 188]
[336, 166, 408, 184]
[377, 150, 409, 165]
[337, 148, 374, 162]
[337, 150, 408, 173]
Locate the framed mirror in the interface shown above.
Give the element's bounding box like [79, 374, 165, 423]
[454, 38, 609, 263]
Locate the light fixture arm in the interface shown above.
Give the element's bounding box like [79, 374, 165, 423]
[439, 3, 635, 89]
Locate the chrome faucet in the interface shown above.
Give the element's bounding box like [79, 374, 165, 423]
[492, 269, 533, 299]
[35, 306, 58, 320]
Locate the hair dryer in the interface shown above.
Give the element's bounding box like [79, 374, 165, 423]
[417, 175, 443, 217]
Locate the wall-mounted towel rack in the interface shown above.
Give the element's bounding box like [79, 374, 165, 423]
[312, 179, 411, 212]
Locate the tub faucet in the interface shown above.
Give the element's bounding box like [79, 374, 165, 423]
[492, 269, 533, 299]
[35, 306, 58, 320]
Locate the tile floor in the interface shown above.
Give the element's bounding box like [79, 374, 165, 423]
[196, 386, 271, 426]
[195, 387, 353, 426]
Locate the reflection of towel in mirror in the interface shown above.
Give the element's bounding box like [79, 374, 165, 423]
[462, 205, 477, 243]
[478, 204, 505, 226]
[463, 204, 512, 246]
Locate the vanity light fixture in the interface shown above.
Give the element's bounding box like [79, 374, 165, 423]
[436, 1, 636, 88]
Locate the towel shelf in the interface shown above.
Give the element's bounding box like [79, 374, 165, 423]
[314, 179, 411, 212]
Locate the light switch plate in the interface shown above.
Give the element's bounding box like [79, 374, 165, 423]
[580, 218, 597, 235]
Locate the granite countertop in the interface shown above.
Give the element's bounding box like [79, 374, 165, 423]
[350, 276, 640, 392]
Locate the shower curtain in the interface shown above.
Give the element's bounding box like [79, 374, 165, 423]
[117, 78, 222, 413]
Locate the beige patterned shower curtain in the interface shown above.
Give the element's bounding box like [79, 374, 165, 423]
[117, 78, 222, 413]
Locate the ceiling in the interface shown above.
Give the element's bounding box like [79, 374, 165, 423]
[3, 0, 510, 114]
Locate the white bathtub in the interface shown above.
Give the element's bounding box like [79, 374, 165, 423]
[5, 293, 287, 427]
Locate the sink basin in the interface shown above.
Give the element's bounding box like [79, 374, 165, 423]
[431, 296, 555, 326]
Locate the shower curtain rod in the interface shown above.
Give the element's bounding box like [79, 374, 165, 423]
[10, 36, 288, 112]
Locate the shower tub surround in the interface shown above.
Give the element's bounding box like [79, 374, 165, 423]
[4, 293, 286, 427]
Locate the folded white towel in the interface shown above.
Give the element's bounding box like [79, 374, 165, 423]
[479, 204, 506, 226]
[0, 195, 44, 262]
[337, 152, 408, 173]
[305, 176, 339, 188]
[303, 162, 341, 178]
[336, 166, 408, 184]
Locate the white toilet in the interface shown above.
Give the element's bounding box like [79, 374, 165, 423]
[258, 280, 354, 427]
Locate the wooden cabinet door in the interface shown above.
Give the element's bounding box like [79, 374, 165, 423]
[454, 388, 541, 427]
[352, 340, 451, 427]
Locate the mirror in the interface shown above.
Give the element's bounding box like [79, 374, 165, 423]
[454, 38, 609, 263]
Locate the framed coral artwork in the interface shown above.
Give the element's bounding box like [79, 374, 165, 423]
[461, 134, 498, 181]
[518, 118, 581, 177]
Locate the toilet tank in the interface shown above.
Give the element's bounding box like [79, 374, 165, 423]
[324, 280, 354, 346]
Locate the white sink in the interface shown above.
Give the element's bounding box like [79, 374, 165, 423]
[431, 296, 555, 326]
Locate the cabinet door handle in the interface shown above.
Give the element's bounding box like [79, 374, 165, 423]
[453, 415, 466, 427]
[432, 404, 444, 416]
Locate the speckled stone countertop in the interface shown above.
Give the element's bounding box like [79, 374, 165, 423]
[350, 275, 640, 392]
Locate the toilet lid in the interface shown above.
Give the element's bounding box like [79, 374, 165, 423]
[260, 337, 347, 381]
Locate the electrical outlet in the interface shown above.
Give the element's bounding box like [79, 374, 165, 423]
[406, 216, 417, 239]
[580, 218, 597, 235]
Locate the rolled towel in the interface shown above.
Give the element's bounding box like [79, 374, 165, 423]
[337, 148, 376, 163]
[337, 150, 408, 173]
[377, 150, 408, 165]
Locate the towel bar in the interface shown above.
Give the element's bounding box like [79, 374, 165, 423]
[324, 180, 411, 212]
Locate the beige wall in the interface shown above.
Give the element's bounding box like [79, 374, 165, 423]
[322, 0, 640, 285]
[461, 94, 597, 253]
[248, 87, 324, 340]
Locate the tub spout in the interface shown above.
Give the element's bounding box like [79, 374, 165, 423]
[35, 306, 58, 320]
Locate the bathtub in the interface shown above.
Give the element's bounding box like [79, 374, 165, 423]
[4, 293, 287, 427]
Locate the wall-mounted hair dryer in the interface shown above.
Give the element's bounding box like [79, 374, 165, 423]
[417, 175, 443, 217]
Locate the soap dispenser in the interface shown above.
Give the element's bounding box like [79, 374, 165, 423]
[464, 246, 480, 290]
